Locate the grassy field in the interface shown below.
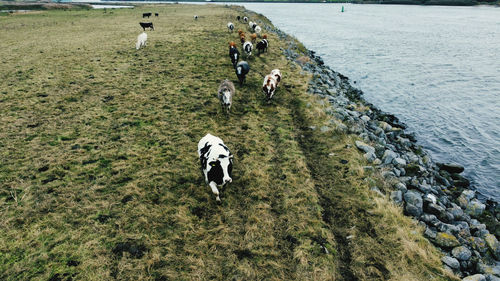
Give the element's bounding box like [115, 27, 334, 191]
[0, 4, 457, 281]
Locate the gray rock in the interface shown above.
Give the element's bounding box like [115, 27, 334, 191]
[391, 190, 403, 205]
[450, 207, 466, 221]
[442, 256, 460, 270]
[425, 203, 445, 216]
[395, 182, 407, 192]
[382, 149, 398, 165]
[421, 214, 440, 226]
[435, 232, 460, 248]
[486, 275, 500, 281]
[438, 163, 465, 174]
[462, 274, 486, 281]
[469, 237, 488, 253]
[436, 222, 460, 235]
[404, 190, 423, 208]
[452, 246, 472, 261]
[393, 168, 401, 177]
[382, 170, 396, 179]
[393, 157, 407, 167]
[355, 140, 375, 154]
[360, 115, 371, 122]
[476, 262, 500, 277]
[484, 234, 500, 259]
[466, 199, 486, 217]
[405, 203, 422, 217]
[425, 193, 438, 204]
[425, 227, 437, 239]
[370, 186, 384, 197]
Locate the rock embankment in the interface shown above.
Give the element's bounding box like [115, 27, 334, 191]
[261, 21, 500, 281]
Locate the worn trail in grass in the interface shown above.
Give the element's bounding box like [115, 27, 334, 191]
[0, 4, 457, 280]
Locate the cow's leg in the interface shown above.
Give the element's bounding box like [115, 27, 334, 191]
[209, 182, 220, 202]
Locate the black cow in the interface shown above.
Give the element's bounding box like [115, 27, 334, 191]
[155, 13, 159, 17]
[235, 61, 250, 86]
[229, 44, 239, 68]
[143, 13, 152, 18]
[139, 22, 154, 31]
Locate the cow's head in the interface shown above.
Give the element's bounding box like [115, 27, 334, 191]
[206, 148, 233, 185]
[220, 89, 231, 107]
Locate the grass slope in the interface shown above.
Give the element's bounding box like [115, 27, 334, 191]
[0, 4, 457, 281]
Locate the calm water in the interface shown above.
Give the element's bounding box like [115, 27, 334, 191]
[239, 3, 500, 201]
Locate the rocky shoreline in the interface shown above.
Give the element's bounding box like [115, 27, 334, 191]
[257, 18, 500, 280]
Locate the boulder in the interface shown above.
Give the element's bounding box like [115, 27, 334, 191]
[393, 157, 407, 167]
[476, 262, 500, 277]
[355, 141, 375, 154]
[466, 199, 486, 217]
[442, 256, 460, 270]
[435, 232, 460, 248]
[437, 163, 465, 174]
[382, 149, 398, 165]
[391, 190, 403, 205]
[469, 237, 488, 253]
[452, 246, 472, 261]
[424, 227, 437, 239]
[462, 274, 486, 281]
[484, 234, 500, 259]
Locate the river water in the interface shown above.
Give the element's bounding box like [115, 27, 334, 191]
[236, 3, 500, 201]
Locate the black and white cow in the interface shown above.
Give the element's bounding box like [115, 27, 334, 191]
[198, 134, 233, 202]
[243, 41, 252, 57]
[229, 42, 239, 68]
[227, 22, 234, 32]
[256, 39, 268, 54]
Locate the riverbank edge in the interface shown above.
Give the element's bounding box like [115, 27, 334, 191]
[237, 6, 500, 279]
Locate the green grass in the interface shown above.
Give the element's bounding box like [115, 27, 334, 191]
[0, 4, 458, 280]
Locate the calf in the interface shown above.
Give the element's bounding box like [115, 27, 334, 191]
[139, 22, 154, 31]
[143, 12, 152, 18]
[250, 33, 257, 43]
[135, 32, 147, 50]
[243, 41, 252, 57]
[227, 22, 234, 32]
[198, 134, 233, 202]
[155, 13, 159, 17]
[235, 61, 250, 86]
[229, 42, 240, 68]
[256, 39, 268, 54]
[262, 74, 277, 101]
[240, 34, 246, 44]
[218, 79, 235, 113]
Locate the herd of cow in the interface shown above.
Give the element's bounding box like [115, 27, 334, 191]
[135, 12, 282, 202]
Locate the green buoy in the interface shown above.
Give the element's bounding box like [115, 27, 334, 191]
[341, 6, 345, 12]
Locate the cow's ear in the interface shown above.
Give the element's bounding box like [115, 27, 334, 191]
[229, 154, 234, 159]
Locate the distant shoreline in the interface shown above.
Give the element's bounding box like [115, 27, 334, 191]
[96, 0, 499, 7]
